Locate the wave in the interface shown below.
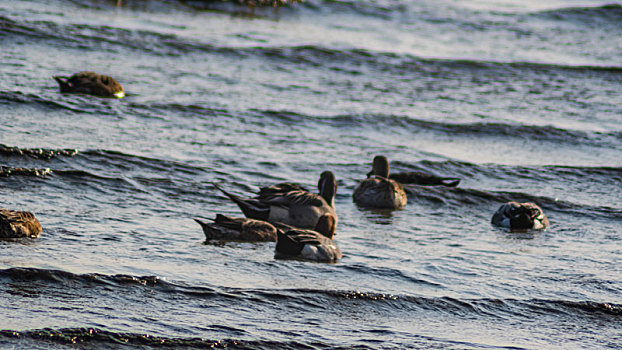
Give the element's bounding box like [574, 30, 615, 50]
[0, 146, 225, 207]
[389, 160, 622, 219]
[2, 140, 620, 222]
[404, 186, 622, 221]
[0, 166, 52, 178]
[0, 145, 203, 175]
[68, 0, 304, 11]
[2, 143, 620, 218]
[129, 106, 622, 147]
[0, 327, 321, 350]
[0, 267, 163, 287]
[302, 1, 622, 33]
[536, 4, 622, 24]
[300, 0, 406, 19]
[0, 90, 88, 113]
[267, 111, 622, 147]
[1, 143, 78, 160]
[0, 15, 242, 58]
[0, 90, 122, 116]
[2, 14, 620, 73]
[302, 1, 622, 24]
[1, 267, 620, 325]
[392, 160, 622, 184]
[3, 86, 620, 149]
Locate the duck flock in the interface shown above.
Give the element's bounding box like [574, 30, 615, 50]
[1, 71, 550, 262]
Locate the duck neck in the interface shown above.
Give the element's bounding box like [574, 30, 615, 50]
[315, 215, 335, 239]
[372, 156, 390, 178]
[318, 172, 336, 208]
[319, 181, 336, 207]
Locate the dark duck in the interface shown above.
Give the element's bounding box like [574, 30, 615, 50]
[353, 155, 407, 209]
[491, 201, 549, 230]
[0, 208, 42, 239]
[53, 71, 124, 98]
[274, 214, 341, 262]
[213, 171, 338, 230]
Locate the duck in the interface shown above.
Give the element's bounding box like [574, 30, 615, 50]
[53, 71, 124, 98]
[194, 209, 337, 242]
[491, 201, 549, 230]
[0, 208, 42, 239]
[389, 171, 460, 187]
[353, 155, 407, 209]
[214, 171, 337, 230]
[194, 215, 279, 242]
[274, 215, 341, 262]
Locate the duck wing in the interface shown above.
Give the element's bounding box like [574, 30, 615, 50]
[258, 182, 308, 197]
[213, 183, 271, 220]
[258, 189, 324, 207]
[194, 215, 277, 241]
[275, 229, 341, 262]
[353, 177, 407, 209]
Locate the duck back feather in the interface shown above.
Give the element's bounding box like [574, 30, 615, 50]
[53, 71, 124, 98]
[0, 208, 42, 239]
[194, 215, 277, 241]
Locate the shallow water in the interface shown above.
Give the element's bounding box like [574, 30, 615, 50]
[1, 0, 621, 348]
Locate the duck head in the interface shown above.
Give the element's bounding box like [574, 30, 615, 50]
[318, 171, 337, 207]
[315, 214, 336, 239]
[366, 155, 390, 178]
[507, 202, 544, 229]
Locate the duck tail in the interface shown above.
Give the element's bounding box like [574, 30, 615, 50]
[440, 178, 461, 187]
[194, 218, 213, 239]
[212, 183, 270, 220]
[193, 217, 212, 230]
[53, 76, 71, 92]
[274, 229, 302, 259]
[194, 217, 225, 240]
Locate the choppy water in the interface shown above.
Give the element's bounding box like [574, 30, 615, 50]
[1, 0, 621, 348]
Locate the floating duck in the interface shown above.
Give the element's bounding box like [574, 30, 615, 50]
[194, 215, 279, 242]
[491, 201, 549, 230]
[214, 171, 337, 230]
[0, 208, 42, 238]
[53, 71, 124, 98]
[353, 155, 407, 209]
[275, 215, 341, 262]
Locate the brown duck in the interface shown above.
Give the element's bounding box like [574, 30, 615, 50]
[194, 214, 281, 242]
[491, 201, 549, 230]
[0, 208, 42, 238]
[274, 215, 341, 262]
[53, 71, 124, 98]
[195, 212, 336, 243]
[214, 171, 338, 230]
[353, 155, 407, 209]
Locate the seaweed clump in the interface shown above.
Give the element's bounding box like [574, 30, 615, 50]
[0, 144, 78, 160]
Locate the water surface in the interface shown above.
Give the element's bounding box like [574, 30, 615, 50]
[1, 0, 621, 348]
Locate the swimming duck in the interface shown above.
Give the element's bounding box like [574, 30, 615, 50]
[275, 215, 341, 262]
[53, 71, 124, 98]
[194, 215, 279, 242]
[214, 171, 338, 230]
[0, 208, 42, 239]
[389, 171, 460, 187]
[353, 155, 407, 209]
[491, 201, 549, 230]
